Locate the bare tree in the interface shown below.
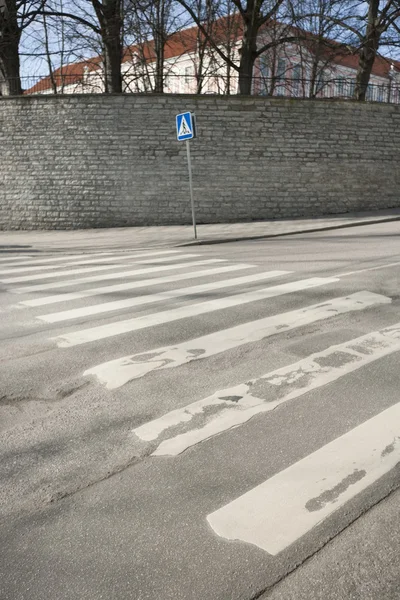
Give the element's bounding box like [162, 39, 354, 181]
[0, 0, 21, 94]
[288, 0, 357, 98]
[175, 0, 302, 94]
[36, 0, 123, 92]
[128, 0, 172, 93]
[92, 0, 122, 91]
[0, 0, 44, 94]
[354, 0, 400, 100]
[126, 0, 188, 93]
[42, 10, 58, 90]
[190, 0, 219, 93]
[297, 0, 400, 100]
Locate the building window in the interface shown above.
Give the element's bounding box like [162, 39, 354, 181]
[292, 64, 301, 97]
[316, 72, 326, 96]
[276, 58, 286, 96]
[259, 55, 269, 95]
[185, 66, 193, 85]
[337, 77, 345, 96]
[277, 58, 286, 81]
[377, 84, 385, 102]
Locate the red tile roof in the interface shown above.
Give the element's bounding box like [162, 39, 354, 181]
[25, 56, 102, 94]
[333, 51, 400, 78]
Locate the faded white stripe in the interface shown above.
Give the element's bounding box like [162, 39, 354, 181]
[135, 321, 400, 456]
[0, 254, 40, 264]
[0, 250, 179, 275]
[12, 259, 226, 294]
[0, 254, 199, 284]
[39, 271, 287, 323]
[55, 277, 337, 347]
[0, 252, 112, 268]
[21, 263, 252, 307]
[207, 401, 400, 555]
[337, 260, 400, 278]
[86, 291, 389, 389]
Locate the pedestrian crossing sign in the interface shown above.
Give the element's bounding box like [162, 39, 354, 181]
[176, 112, 196, 141]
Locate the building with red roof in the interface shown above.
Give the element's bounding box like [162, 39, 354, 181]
[24, 16, 400, 102]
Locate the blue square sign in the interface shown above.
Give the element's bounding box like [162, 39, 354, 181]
[176, 112, 195, 141]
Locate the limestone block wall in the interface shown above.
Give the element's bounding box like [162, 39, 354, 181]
[1, 94, 399, 229]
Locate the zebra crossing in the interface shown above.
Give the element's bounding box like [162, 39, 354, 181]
[2, 247, 400, 557]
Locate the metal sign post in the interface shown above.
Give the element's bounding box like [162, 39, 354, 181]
[185, 139, 197, 240]
[176, 111, 197, 240]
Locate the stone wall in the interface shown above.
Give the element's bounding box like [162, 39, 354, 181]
[1, 94, 399, 230]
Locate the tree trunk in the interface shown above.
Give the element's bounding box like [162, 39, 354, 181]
[354, 0, 380, 101]
[0, 0, 22, 95]
[103, 25, 122, 92]
[238, 9, 258, 95]
[153, 27, 165, 93]
[97, 0, 122, 93]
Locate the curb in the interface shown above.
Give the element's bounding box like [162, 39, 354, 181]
[176, 215, 400, 247]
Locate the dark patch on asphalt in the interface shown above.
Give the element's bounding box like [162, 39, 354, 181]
[131, 351, 165, 362]
[251, 368, 318, 402]
[305, 469, 366, 512]
[347, 338, 385, 355]
[314, 351, 361, 369]
[381, 438, 398, 458]
[55, 379, 91, 399]
[219, 395, 242, 403]
[248, 378, 285, 402]
[186, 349, 206, 356]
[0, 394, 49, 406]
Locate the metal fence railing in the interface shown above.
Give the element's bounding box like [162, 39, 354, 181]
[1, 73, 399, 104]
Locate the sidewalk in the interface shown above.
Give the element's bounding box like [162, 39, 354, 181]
[1, 209, 400, 253]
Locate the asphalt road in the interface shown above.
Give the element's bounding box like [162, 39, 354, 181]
[1, 221, 400, 599]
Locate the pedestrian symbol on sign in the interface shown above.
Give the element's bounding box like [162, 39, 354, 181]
[178, 115, 191, 138]
[176, 111, 196, 141]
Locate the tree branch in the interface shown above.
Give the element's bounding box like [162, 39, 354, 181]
[24, 9, 100, 33]
[173, 0, 238, 70]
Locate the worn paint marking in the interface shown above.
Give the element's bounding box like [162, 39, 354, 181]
[57, 277, 338, 348]
[12, 259, 226, 294]
[0, 253, 200, 284]
[38, 271, 287, 323]
[0, 251, 112, 267]
[20, 262, 247, 307]
[85, 291, 388, 390]
[0, 250, 180, 276]
[207, 401, 400, 555]
[132, 320, 400, 456]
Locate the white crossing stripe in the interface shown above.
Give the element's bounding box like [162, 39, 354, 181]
[54, 277, 338, 347]
[39, 271, 287, 323]
[0, 254, 39, 264]
[207, 401, 400, 555]
[0, 254, 200, 284]
[337, 260, 400, 278]
[135, 319, 400, 456]
[21, 263, 254, 307]
[0, 252, 113, 268]
[12, 259, 227, 294]
[0, 250, 180, 275]
[86, 291, 389, 390]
